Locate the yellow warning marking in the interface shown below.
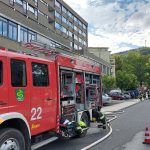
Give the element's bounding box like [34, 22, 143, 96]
[31, 123, 40, 129]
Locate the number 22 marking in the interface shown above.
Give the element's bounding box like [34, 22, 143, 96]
[31, 107, 42, 121]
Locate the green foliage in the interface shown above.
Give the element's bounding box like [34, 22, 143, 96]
[102, 75, 116, 91]
[116, 71, 138, 90]
[115, 50, 150, 89]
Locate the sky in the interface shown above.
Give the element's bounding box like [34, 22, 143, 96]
[64, 0, 150, 53]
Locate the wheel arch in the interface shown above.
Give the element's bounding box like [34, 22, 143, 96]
[0, 112, 31, 147]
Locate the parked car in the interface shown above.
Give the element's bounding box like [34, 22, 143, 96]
[109, 92, 124, 100]
[127, 90, 135, 98]
[123, 92, 131, 99]
[102, 94, 112, 105]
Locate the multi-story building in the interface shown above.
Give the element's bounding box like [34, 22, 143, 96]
[0, 0, 88, 53]
[88, 47, 111, 75]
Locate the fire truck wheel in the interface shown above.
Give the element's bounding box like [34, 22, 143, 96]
[0, 128, 25, 150]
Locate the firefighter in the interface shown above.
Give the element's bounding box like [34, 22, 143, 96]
[92, 106, 107, 129]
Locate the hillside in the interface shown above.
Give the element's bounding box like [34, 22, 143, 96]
[114, 47, 150, 55]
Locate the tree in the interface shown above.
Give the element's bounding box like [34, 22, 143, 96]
[144, 56, 150, 86]
[126, 52, 148, 86]
[102, 75, 116, 92]
[116, 71, 138, 90]
[114, 51, 150, 87]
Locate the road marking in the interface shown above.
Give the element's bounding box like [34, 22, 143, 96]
[81, 124, 112, 150]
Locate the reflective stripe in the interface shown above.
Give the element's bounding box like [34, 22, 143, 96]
[77, 127, 82, 130]
[100, 115, 105, 120]
[79, 121, 86, 127]
[0, 118, 4, 124]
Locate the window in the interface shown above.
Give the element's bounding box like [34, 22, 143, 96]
[33, 0, 38, 6]
[55, 22, 62, 30]
[79, 46, 82, 50]
[10, 0, 14, 5]
[83, 24, 87, 30]
[69, 31, 73, 37]
[70, 41, 73, 47]
[28, 4, 38, 18]
[8, 21, 17, 40]
[62, 6, 67, 13]
[55, 11, 61, 19]
[83, 32, 86, 37]
[74, 34, 78, 41]
[84, 40, 87, 45]
[11, 60, 26, 87]
[20, 27, 36, 42]
[55, 0, 61, 9]
[62, 26, 67, 34]
[0, 18, 8, 37]
[79, 38, 82, 43]
[39, 10, 48, 18]
[28, 30, 36, 42]
[0, 61, 3, 85]
[20, 27, 27, 42]
[74, 17, 78, 23]
[74, 25, 78, 31]
[79, 20, 82, 27]
[79, 29, 82, 35]
[0, 21, 2, 35]
[74, 44, 78, 50]
[16, 0, 23, 5]
[32, 63, 49, 86]
[0, 17, 17, 40]
[69, 21, 73, 28]
[28, 5, 34, 13]
[23, 1, 27, 13]
[68, 11, 73, 19]
[62, 16, 67, 23]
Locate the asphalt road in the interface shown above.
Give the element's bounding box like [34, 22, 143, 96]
[90, 100, 150, 150]
[38, 127, 109, 150]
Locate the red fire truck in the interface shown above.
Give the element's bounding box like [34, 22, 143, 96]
[0, 44, 102, 150]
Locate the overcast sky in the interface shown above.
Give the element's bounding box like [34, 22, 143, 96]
[64, 0, 150, 53]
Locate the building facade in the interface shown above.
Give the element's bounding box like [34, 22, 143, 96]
[88, 47, 111, 75]
[0, 0, 88, 52]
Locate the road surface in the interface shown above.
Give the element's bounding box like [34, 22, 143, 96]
[90, 100, 150, 150]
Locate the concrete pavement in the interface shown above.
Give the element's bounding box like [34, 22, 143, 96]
[102, 99, 140, 114]
[124, 131, 150, 150]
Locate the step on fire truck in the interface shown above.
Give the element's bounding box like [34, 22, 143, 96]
[0, 42, 103, 150]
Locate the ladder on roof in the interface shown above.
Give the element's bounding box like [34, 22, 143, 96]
[21, 41, 59, 56]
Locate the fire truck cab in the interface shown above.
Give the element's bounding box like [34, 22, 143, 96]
[0, 46, 102, 150]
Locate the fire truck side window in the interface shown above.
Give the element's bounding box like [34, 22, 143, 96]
[11, 60, 26, 87]
[32, 62, 49, 86]
[0, 61, 2, 85]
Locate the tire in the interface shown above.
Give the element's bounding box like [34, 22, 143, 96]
[77, 112, 89, 138]
[0, 128, 25, 150]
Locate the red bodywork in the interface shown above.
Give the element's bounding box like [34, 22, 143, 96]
[0, 48, 102, 136]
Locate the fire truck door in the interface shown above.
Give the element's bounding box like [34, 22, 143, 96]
[0, 57, 8, 113]
[8, 58, 30, 125]
[30, 60, 57, 135]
